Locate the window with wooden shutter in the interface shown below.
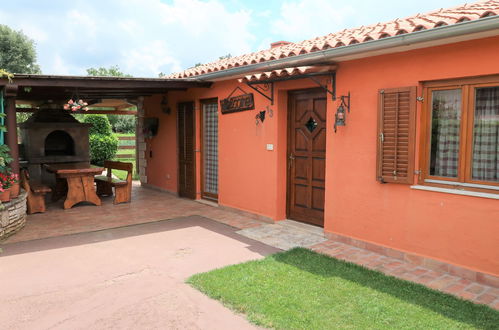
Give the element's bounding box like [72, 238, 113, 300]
[377, 87, 417, 184]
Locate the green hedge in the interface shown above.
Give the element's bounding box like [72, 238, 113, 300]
[84, 115, 118, 165]
[89, 134, 118, 166]
[83, 115, 112, 135]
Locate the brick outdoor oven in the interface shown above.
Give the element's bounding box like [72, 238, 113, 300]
[20, 109, 92, 184]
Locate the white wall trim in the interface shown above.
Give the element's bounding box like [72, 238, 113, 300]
[411, 185, 499, 200]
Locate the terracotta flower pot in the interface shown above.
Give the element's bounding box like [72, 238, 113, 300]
[0, 189, 11, 202]
[10, 182, 20, 199]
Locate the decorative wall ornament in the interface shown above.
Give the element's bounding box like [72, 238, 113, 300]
[161, 95, 171, 114]
[255, 105, 273, 125]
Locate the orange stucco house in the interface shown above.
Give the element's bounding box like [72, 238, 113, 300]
[139, 1, 499, 284]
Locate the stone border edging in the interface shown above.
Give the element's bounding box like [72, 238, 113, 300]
[325, 231, 499, 288]
[0, 190, 27, 241]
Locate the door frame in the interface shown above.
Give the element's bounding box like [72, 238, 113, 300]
[286, 88, 327, 226]
[177, 101, 196, 199]
[200, 98, 219, 202]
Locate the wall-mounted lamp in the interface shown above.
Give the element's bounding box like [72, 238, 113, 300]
[255, 105, 273, 125]
[161, 95, 171, 115]
[334, 92, 350, 133]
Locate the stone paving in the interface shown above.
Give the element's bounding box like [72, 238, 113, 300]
[237, 220, 327, 250]
[3, 182, 498, 310]
[2, 182, 262, 244]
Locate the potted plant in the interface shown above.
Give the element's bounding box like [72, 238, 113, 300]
[9, 172, 19, 198]
[0, 170, 12, 202]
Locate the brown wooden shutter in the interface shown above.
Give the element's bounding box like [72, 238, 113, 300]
[178, 102, 196, 199]
[376, 87, 417, 184]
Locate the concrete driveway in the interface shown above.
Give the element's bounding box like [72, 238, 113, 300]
[0, 216, 280, 329]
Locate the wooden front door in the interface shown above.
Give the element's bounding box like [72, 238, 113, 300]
[177, 102, 196, 199]
[287, 89, 327, 226]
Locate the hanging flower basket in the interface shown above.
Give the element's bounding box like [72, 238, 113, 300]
[63, 99, 89, 112]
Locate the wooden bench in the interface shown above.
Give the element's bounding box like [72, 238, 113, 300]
[94, 161, 133, 204]
[21, 169, 52, 214]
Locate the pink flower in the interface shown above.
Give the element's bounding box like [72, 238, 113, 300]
[78, 99, 83, 104]
[68, 99, 74, 105]
[83, 107, 89, 111]
[63, 104, 70, 110]
[83, 102, 88, 106]
[71, 106, 77, 111]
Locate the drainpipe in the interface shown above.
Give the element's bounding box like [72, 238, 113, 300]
[191, 16, 499, 81]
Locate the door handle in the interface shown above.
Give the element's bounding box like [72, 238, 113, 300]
[288, 153, 295, 169]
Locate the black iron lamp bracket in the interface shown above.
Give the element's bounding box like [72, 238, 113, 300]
[340, 92, 351, 113]
[245, 82, 274, 105]
[333, 92, 351, 133]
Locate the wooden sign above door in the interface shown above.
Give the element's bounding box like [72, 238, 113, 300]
[220, 86, 255, 114]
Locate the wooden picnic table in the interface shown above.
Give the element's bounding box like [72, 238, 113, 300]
[44, 163, 104, 209]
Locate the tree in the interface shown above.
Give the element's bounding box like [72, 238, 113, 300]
[0, 25, 41, 74]
[86, 65, 132, 77]
[219, 54, 232, 60]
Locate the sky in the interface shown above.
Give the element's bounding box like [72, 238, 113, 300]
[0, 0, 467, 77]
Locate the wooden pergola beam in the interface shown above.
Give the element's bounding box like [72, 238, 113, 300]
[0, 76, 212, 89]
[16, 108, 137, 115]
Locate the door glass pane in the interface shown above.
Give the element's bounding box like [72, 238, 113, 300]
[472, 86, 499, 182]
[203, 103, 218, 195]
[429, 89, 462, 177]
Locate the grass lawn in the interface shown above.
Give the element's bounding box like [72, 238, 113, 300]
[115, 132, 135, 137]
[188, 248, 499, 329]
[113, 133, 137, 180]
[116, 148, 135, 155]
[110, 158, 138, 180]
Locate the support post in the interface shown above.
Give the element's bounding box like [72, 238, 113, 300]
[4, 85, 19, 174]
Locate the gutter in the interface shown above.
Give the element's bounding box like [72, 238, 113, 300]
[193, 16, 499, 81]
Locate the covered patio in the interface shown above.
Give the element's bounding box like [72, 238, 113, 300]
[0, 74, 211, 177]
[2, 183, 264, 244]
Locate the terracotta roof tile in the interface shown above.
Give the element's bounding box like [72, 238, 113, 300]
[168, 0, 499, 79]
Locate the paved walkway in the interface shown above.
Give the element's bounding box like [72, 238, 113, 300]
[0, 216, 279, 329]
[237, 220, 327, 250]
[2, 183, 498, 310]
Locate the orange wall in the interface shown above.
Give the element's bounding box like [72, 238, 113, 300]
[327, 36, 499, 275]
[145, 36, 499, 275]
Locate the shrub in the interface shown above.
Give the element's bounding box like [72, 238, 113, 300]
[83, 115, 112, 135]
[106, 114, 119, 130]
[114, 116, 136, 133]
[89, 134, 118, 166]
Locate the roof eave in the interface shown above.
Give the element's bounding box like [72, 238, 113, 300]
[192, 16, 499, 81]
